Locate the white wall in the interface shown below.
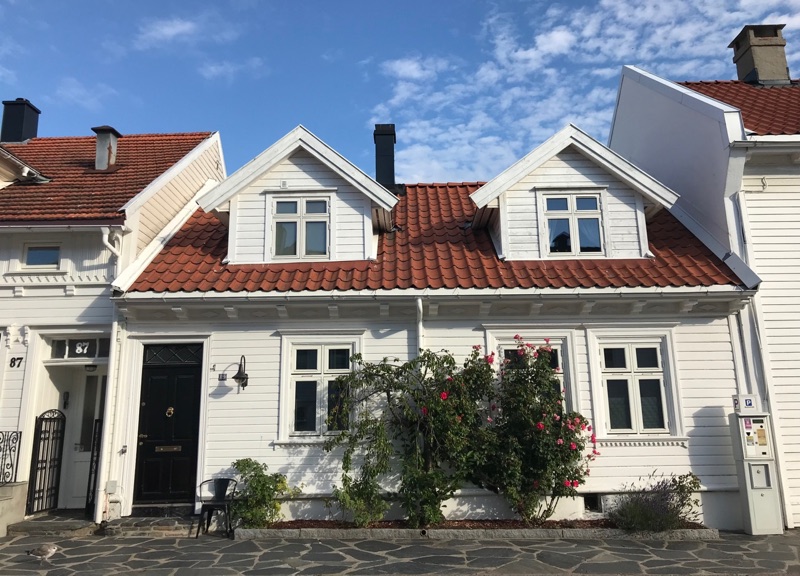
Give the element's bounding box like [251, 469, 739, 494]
[609, 68, 740, 254]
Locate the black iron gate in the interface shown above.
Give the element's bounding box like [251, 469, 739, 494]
[26, 409, 66, 515]
[84, 418, 103, 519]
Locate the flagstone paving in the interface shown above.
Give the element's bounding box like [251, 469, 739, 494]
[1, 531, 800, 575]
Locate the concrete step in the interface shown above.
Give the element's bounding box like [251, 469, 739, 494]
[103, 515, 202, 538]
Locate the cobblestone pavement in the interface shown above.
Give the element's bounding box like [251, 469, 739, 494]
[2, 531, 800, 575]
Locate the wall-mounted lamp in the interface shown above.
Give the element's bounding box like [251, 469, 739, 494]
[62, 391, 70, 410]
[232, 355, 248, 389]
[85, 364, 97, 373]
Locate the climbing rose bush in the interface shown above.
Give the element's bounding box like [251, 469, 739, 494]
[325, 336, 597, 527]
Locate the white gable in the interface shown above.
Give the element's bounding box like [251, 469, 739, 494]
[471, 125, 679, 261]
[197, 126, 397, 265]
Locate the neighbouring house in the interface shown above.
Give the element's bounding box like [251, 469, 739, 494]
[0, 98, 225, 533]
[107, 121, 757, 529]
[609, 23, 800, 528]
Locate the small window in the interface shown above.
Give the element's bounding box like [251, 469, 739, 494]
[273, 197, 329, 259]
[543, 194, 603, 256]
[601, 342, 668, 434]
[290, 343, 353, 434]
[501, 340, 566, 406]
[24, 245, 60, 269]
[50, 337, 111, 360]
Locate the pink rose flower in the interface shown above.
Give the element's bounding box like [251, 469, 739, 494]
[421, 406, 428, 416]
[572, 480, 579, 488]
[570, 442, 577, 450]
[536, 422, 545, 431]
[563, 480, 571, 487]
[556, 438, 564, 445]
[440, 391, 448, 400]
[544, 338, 550, 344]
[514, 334, 521, 340]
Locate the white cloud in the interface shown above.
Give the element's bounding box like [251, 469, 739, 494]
[198, 57, 265, 82]
[53, 77, 117, 112]
[371, 0, 800, 183]
[135, 18, 198, 49]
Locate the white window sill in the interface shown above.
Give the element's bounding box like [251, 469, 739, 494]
[597, 436, 688, 448]
[273, 436, 333, 447]
[5, 270, 68, 276]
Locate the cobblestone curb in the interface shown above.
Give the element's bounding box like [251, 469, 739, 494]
[236, 526, 720, 540]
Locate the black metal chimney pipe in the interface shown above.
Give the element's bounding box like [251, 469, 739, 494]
[374, 124, 396, 189]
[1, 98, 40, 142]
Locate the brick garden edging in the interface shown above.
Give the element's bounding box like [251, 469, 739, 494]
[235, 527, 720, 541]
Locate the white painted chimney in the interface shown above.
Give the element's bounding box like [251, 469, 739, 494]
[91, 125, 122, 170]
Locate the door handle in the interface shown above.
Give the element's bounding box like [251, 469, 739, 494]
[138, 434, 148, 439]
[165, 407, 174, 418]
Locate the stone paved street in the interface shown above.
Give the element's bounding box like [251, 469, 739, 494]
[2, 530, 800, 575]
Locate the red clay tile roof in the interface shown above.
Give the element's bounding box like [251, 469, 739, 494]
[0, 132, 212, 223]
[681, 80, 800, 135]
[130, 183, 740, 293]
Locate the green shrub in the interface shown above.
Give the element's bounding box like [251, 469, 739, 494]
[609, 472, 701, 532]
[229, 458, 298, 528]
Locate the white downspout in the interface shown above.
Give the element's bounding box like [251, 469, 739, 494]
[416, 297, 424, 353]
[101, 227, 121, 259]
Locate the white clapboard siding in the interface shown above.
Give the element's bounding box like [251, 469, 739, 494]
[136, 141, 224, 254]
[503, 149, 644, 260]
[192, 319, 415, 489]
[231, 150, 369, 264]
[742, 174, 800, 523]
[0, 232, 114, 285]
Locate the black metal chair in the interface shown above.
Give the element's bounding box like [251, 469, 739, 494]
[195, 478, 237, 538]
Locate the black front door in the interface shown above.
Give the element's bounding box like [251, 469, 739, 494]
[134, 345, 202, 503]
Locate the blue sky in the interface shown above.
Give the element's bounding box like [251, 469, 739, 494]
[2, 0, 800, 183]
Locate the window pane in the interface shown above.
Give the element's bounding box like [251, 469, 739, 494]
[639, 379, 665, 429]
[296, 349, 318, 370]
[51, 339, 66, 359]
[578, 218, 602, 252]
[306, 200, 327, 214]
[607, 379, 632, 429]
[327, 380, 349, 431]
[68, 339, 97, 358]
[98, 338, 110, 358]
[305, 221, 327, 256]
[275, 222, 297, 256]
[635, 347, 659, 369]
[328, 348, 350, 370]
[549, 348, 559, 370]
[26, 246, 59, 266]
[549, 218, 571, 252]
[503, 348, 526, 369]
[603, 347, 626, 369]
[276, 201, 297, 214]
[294, 381, 317, 432]
[576, 197, 598, 211]
[546, 198, 568, 211]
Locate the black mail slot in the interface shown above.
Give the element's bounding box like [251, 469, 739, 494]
[155, 445, 182, 453]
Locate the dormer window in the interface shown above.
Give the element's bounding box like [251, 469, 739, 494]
[543, 193, 603, 256]
[274, 198, 329, 258]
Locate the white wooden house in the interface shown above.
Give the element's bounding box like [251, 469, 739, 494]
[609, 24, 800, 528]
[0, 98, 224, 532]
[108, 122, 757, 529]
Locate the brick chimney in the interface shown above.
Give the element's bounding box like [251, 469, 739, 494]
[374, 124, 396, 189]
[729, 24, 791, 85]
[1, 98, 40, 142]
[91, 125, 121, 170]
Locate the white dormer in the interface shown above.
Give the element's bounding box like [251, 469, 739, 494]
[198, 126, 398, 264]
[470, 125, 679, 261]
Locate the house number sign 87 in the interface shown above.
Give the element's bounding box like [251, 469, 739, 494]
[9, 357, 23, 368]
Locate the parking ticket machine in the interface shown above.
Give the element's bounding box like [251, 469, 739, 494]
[729, 394, 783, 535]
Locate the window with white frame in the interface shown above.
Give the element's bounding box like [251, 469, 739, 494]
[543, 194, 603, 256]
[290, 342, 353, 434]
[23, 244, 61, 269]
[273, 198, 329, 258]
[500, 338, 569, 407]
[600, 340, 669, 434]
